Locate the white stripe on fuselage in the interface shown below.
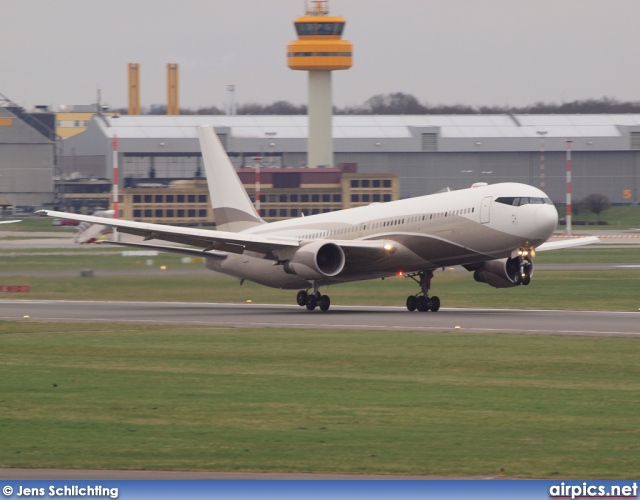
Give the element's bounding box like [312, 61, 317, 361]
[246, 182, 556, 252]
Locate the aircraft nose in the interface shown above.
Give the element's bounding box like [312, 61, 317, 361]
[534, 204, 558, 237]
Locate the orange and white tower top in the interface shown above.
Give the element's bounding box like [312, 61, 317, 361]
[287, 0, 352, 167]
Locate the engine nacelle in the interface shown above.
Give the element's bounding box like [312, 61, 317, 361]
[472, 256, 534, 288]
[283, 241, 346, 280]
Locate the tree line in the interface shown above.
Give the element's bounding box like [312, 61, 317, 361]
[124, 94, 640, 116]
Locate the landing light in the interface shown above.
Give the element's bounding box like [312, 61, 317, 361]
[397, 271, 404, 277]
[383, 243, 395, 253]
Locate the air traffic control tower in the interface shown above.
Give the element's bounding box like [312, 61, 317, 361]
[287, 0, 352, 168]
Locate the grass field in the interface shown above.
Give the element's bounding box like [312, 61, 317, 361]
[1, 322, 639, 478]
[1, 268, 639, 311]
[1, 225, 639, 478]
[555, 205, 640, 229]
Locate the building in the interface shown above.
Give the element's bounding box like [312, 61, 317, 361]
[55, 104, 120, 139]
[0, 104, 55, 209]
[59, 166, 398, 224]
[56, 114, 640, 213]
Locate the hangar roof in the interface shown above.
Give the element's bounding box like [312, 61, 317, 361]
[84, 114, 640, 153]
[97, 114, 640, 139]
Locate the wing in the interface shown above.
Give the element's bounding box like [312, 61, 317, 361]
[535, 235, 600, 252]
[37, 209, 299, 254]
[0, 220, 21, 225]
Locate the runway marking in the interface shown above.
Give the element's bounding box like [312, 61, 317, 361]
[2, 315, 639, 338]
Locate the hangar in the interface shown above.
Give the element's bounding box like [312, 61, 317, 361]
[0, 105, 55, 210]
[57, 113, 640, 211]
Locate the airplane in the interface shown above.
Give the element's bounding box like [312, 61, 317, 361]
[37, 125, 598, 312]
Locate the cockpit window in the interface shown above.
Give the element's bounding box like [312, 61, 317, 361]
[496, 196, 553, 206]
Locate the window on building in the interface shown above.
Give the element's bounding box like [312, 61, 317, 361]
[362, 194, 370, 202]
[166, 195, 174, 203]
[188, 209, 196, 217]
[198, 209, 207, 217]
[279, 194, 288, 203]
[279, 209, 288, 217]
[291, 209, 298, 217]
[144, 195, 152, 203]
[155, 195, 163, 203]
[166, 210, 174, 218]
[290, 194, 298, 202]
[373, 180, 381, 188]
[301, 194, 309, 202]
[322, 194, 330, 202]
[383, 180, 392, 188]
[198, 195, 207, 203]
[268, 209, 277, 217]
[133, 210, 141, 218]
[133, 195, 141, 203]
[188, 195, 196, 203]
[362, 179, 370, 188]
[350, 180, 358, 188]
[333, 194, 341, 203]
[144, 209, 152, 217]
[311, 194, 320, 202]
[177, 195, 185, 203]
[177, 209, 185, 217]
[155, 210, 163, 217]
[383, 194, 391, 202]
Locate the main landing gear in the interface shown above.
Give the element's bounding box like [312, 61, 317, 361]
[296, 282, 331, 312]
[405, 270, 440, 312]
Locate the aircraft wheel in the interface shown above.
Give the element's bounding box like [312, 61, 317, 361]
[306, 294, 317, 311]
[319, 295, 331, 311]
[406, 296, 417, 312]
[416, 296, 429, 312]
[296, 290, 308, 306]
[429, 296, 441, 312]
[522, 274, 531, 286]
[511, 272, 522, 286]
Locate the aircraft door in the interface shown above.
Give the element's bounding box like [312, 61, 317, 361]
[480, 196, 492, 224]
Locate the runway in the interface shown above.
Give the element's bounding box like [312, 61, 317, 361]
[1, 300, 638, 337]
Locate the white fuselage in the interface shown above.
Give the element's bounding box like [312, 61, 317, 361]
[206, 182, 558, 289]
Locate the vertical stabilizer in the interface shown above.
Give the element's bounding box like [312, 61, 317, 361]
[197, 125, 265, 232]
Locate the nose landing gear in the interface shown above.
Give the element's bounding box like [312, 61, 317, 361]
[405, 270, 440, 312]
[516, 248, 534, 286]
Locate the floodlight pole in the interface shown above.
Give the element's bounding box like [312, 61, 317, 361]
[537, 130, 547, 191]
[565, 139, 573, 236]
[254, 156, 262, 215]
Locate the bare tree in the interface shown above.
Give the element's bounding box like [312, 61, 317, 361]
[582, 193, 611, 222]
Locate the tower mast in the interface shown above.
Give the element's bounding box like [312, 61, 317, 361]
[287, 0, 352, 168]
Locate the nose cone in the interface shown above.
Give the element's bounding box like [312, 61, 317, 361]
[534, 204, 558, 238]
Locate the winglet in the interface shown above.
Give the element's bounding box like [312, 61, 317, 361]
[198, 125, 265, 232]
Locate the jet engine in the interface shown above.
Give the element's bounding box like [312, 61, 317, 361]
[470, 256, 533, 288]
[283, 241, 346, 280]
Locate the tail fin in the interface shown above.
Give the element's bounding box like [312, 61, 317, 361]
[197, 125, 265, 232]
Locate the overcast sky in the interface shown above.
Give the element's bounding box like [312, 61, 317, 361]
[2, 0, 639, 112]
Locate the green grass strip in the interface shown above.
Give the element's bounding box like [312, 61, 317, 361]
[1, 323, 638, 478]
